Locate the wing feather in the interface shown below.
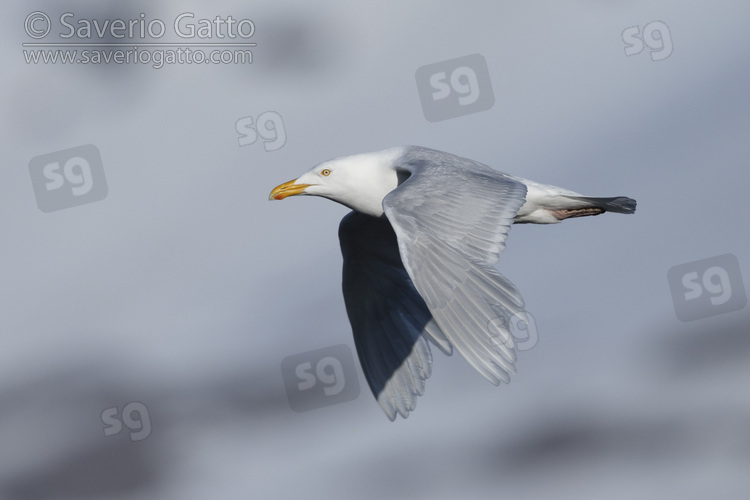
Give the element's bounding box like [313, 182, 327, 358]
[383, 147, 530, 388]
[339, 211, 448, 420]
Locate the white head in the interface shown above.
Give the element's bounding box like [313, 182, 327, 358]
[269, 147, 406, 217]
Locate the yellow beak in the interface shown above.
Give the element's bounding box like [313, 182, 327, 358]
[268, 179, 312, 200]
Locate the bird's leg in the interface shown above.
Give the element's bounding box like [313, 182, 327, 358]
[545, 207, 605, 220]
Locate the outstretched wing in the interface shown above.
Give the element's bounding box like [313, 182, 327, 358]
[339, 211, 451, 420]
[382, 146, 529, 386]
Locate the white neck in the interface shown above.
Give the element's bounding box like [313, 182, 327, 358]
[327, 147, 405, 217]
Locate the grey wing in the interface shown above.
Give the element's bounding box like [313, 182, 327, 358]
[339, 211, 451, 420]
[383, 147, 530, 385]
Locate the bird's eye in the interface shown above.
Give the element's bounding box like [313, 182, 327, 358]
[321, 169, 331, 176]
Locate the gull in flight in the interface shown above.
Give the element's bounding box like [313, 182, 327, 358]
[269, 146, 636, 420]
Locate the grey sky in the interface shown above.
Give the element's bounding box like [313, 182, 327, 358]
[2, 1, 749, 498]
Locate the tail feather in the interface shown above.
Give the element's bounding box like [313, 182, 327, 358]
[513, 180, 637, 224]
[568, 196, 637, 214]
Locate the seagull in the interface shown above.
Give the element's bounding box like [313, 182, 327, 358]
[269, 146, 636, 420]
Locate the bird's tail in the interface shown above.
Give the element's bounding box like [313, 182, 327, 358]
[566, 195, 637, 215]
[513, 178, 637, 224]
[530, 195, 637, 222]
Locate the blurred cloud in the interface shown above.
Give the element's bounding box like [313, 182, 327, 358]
[3, 1, 750, 499]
